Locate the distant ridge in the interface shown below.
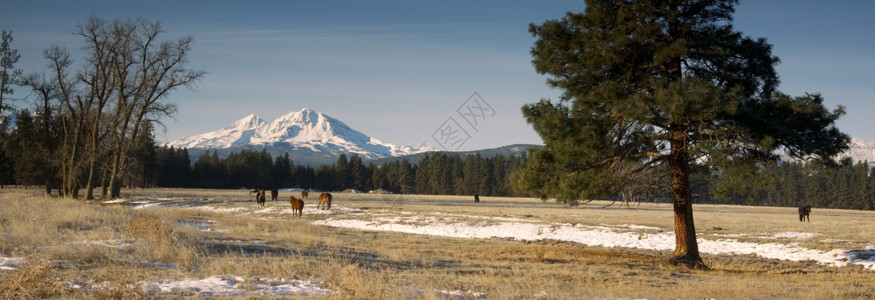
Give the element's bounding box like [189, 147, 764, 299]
[370, 144, 540, 165]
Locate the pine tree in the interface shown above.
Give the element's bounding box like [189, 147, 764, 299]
[314, 165, 335, 191]
[273, 153, 293, 188]
[370, 163, 385, 192]
[8, 110, 42, 186]
[519, 0, 849, 267]
[157, 146, 191, 188]
[128, 121, 158, 188]
[491, 155, 508, 196]
[0, 119, 12, 187]
[414, 154, 431, 194]
[450, 155, 465, 195]
[295, 165, 316, 189]
[463, 154, 482, 195]
[335, 154, 349, 190]
[1, 30, 22, 115]
[348, 154, 366, 190]
[398, 159, 415, 194]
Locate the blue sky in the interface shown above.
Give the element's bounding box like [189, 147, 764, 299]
[3, 1, 874, 151]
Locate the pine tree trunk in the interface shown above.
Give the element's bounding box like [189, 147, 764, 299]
[668, 127, 706, 269]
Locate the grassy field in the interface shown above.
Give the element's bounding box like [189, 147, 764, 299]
[1, 187, 872, 299]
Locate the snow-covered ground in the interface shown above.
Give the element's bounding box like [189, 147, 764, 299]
[313, 210, 875, 270]
[136, 275, 330, 296]
[3, 199, 873, 297]
[0, 257, 25, 270]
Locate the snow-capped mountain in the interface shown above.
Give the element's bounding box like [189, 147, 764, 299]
[168, 108, 430, 164]
[840, 138, 875, 166]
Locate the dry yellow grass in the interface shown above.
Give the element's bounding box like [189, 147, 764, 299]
[0, 257, 76, 299]
[0, 187, 873, 299]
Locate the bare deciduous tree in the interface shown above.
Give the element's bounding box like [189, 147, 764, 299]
[96, 18, 205, 199]
[38, 17, 203, 199]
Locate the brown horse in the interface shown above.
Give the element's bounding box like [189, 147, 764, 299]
[270, 188, 278, 201]
[317, 192, 332, 210]
[799, 205, 811, 222]
[290, 195, 304, 217]
[301, 189, 310, 199]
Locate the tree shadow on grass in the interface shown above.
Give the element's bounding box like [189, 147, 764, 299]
[201, 237, 461, 272]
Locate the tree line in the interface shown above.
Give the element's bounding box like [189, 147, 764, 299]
[125, 144, 530, 197]
[714, 161, 873, 210]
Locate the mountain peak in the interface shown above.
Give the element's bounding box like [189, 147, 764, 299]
[274, 107, 322, 127]
[229, 114, 265, 130]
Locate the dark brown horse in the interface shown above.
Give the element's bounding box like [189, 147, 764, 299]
[317, 192, 332, 210]
[256, 190, 266, 209]
[799, 205, 811, 222]
[301, 189, 310, 199]
[290, 195, 304, 217]
[270, 188, 278, 201]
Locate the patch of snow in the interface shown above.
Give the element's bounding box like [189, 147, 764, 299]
[711, 232, 818, 240]
[103, 198, 130, 204]
[133, 202, 161, 209]
[188, 206, 248, 213]
[771, 231, 818, 239]
[139, 275, 331, 296]
[102, 198, 163, 209]
[615, 224, 663, 231]
[0, 257, 25, 270]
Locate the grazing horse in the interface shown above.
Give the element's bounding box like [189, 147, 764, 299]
[301, 189, 310, 199]
[799, 205, 811, 222]
[270, 188, 278, 202]
[317, 192, 333, 210]
[256, 190, 266, 209]
[290, 196, 304, 217]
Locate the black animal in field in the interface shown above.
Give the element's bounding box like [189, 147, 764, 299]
[798, 205, 811, 222]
